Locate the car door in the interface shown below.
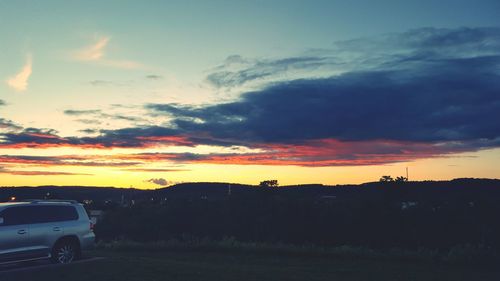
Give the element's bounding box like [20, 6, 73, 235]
[28, 205, 70, 257]
[0, 206, 32, 263]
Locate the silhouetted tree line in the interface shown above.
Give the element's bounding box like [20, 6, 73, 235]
[380, 175, 408, 182]
[92, 179, 500, 250]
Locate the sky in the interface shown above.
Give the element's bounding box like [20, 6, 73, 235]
[1, 0, 500, 188]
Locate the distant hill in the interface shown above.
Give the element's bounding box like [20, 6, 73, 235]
[2, 178, 500, 206]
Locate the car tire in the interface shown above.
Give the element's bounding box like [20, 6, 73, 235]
[51, 240, 80, 264]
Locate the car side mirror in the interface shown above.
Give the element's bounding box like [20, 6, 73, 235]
[0, 217, 4, 225]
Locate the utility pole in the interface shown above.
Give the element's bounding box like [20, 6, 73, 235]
[406, 167, 409, 181]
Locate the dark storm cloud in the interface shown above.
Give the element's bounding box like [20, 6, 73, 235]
[79, 128, 99, 134]
[0, 167, 92, 176]
[124, 168, 188, 172]
[206, 56, 335, 88]
[145, 74, 163, 80]
[89, 80, 115, 86]
[59, 126, 186, 148]
[149, 56, 500, 145]
[392, 27, 500, 51]
[2, 27, 500, 166]
[146, 27, 500, 154]
[75, 119, 102, 125]
[0, 154, 142, 167]
[64, 109, 102, 116]
[100, 113, 145, 122]
[65, 108, 146, 123]
[0, 125, 192, 149]
[146, 178, 169, 186]
[0, 128, 65, 148]
[118, 138, 480, 166]
[333, 27, 500, 54]
[207, 27, 500, 88]
[0, 118, 23, 131]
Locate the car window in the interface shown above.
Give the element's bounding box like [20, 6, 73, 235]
[32, 205, 79, 223]
[0, 205, 78, 226]
[0, 206, 32, 226]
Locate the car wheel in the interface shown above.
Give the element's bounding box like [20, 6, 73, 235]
[51, 240, 78, 264]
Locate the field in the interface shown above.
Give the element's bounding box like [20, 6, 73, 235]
[1, 249, 499, 281]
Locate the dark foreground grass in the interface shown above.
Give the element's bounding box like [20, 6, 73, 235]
[1, 249, 499, 281]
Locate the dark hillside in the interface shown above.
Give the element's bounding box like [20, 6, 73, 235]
[2, 178, 500, 250]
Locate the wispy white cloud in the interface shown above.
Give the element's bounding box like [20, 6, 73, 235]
[72, 36, 144, 69]
[73, 37, 109, 61]
[6, 54, 33, 92]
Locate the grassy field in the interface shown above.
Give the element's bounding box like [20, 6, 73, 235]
[1, 249, 499, 281]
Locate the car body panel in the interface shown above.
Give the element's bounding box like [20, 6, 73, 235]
[0, 223, 33, 262]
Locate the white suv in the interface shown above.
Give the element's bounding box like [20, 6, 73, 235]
[0, 200, 95, 264]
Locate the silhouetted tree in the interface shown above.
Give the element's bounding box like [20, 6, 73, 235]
[395, 176, 408, 182]
[379, 175, 394, 182]
[259, 180, 279, 188]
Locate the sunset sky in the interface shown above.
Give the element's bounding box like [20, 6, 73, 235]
[1, 0, 500, 188]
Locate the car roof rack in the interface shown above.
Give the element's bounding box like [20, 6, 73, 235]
[26, 199, 78, 204]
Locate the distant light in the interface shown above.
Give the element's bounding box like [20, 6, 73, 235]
[10, 196, 16, 201]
